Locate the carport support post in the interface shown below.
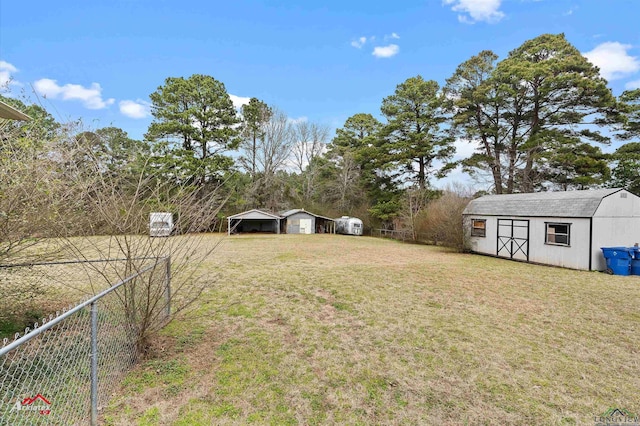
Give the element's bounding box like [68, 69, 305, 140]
[277, 218, 280, 234]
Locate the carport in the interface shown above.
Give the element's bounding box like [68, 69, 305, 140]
[227, 209, 282, 235]
[0, 100, 31, 120]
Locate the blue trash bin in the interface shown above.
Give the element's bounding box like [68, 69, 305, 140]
[631, 247, 640, 275]
[601, 247, 633, 276]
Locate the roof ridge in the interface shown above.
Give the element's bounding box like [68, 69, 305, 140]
[463, 189, 629, 218]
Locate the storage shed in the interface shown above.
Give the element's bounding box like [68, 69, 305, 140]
[463, 188, 640, 271]
[227, 209, 282, 235]
[280, 209, 335, 234]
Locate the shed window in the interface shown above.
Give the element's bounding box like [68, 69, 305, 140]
[545, 223, 570, 246]
[471, 219, 486, 237]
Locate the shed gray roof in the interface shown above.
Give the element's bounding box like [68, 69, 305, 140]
[280, 208, 334, 221]
[280, 209, 305, 217]
[463, 188, 624, 218]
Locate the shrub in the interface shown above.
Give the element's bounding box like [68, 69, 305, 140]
[414, 189, 472, 250]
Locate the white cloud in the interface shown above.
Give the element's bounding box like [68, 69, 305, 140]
[583, 42, 640, 81]
[119, 99, 150, 119]
[33, 78, 114, 109]
[443, 0, 505, 23]
[626, 79, 640, 90]
[288, 116, 308, 125]
[351, 36, 368, 49]
[453, 138, 478, 161]
[372, 44, 399, 58]
[384, 33, 400, 41]
[0, 61, 20, 88]
[229, 94, 251, 109]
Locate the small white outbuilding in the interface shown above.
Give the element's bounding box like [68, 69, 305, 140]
[462, 188, 640, 271]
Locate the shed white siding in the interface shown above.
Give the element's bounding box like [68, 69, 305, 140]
[591, 191, 640, 270]
[463, 188, 640, 271]
[527, 217, 590, 270]
[465, 215, 591, 270]
[285, 212, 316, 234]
[464, 215, 496, 255]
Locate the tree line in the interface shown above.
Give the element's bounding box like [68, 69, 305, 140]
[1, 33, 639, 246]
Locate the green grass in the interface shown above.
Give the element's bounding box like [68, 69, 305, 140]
[122, 358, 190, 394]
[104, 234, 640, 425]
[0, 309, 46, 338]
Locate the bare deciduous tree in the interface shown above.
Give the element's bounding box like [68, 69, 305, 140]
[54, 139, 229, 352]
[328, 152, 363, 212]
[289, 121, 329, 205]
[240, 108, 297, 210]
[291, 121, 329, 173]
[257, 109, 296, 178]
[2, 117, 229, 353]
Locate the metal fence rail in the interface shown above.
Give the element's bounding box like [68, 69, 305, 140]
[374, 228, 416, 242]
[373, 228, 443, 244]
[0, 256, 170, 425]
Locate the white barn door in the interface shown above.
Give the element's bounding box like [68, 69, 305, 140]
[299, 219, 312, 234]
[497, 219, 529, 261]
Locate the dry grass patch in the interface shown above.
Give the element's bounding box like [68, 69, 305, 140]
[104, 234, 639, 425]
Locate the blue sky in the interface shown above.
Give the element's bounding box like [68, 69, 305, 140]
[1, 0, 639, 187]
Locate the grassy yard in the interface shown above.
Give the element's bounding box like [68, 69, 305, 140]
[0, 237, 163, 338]
[104, 234, 639, 425]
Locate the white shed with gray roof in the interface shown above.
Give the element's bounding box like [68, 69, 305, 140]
[463, 188, 640, 271]
[280, 209, 335, 234]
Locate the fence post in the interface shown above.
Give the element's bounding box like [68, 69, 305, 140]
[165, 256, 171, 320]
[90, 301, 98, 426]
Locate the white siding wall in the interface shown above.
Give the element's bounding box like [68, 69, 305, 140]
[464, 215, 496, 255]
[286, 212, 317, 234]
[593, 190, 640, 217]
[465, 215, 591, 270]
[527, 217, 590, 270]
[591, 190, 640, 271]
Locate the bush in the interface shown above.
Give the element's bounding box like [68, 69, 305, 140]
[414, 190, 471, 250]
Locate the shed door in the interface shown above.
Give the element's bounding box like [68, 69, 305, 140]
[497, 219, 529, 261]
[299, 219, 312, 234]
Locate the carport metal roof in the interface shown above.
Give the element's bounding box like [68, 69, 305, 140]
[228, 209, 282, 220]
[227, 209, 282, 235]
[0, 100, 31, 121]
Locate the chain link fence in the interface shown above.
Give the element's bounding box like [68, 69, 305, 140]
[0, 256, 170, 425]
